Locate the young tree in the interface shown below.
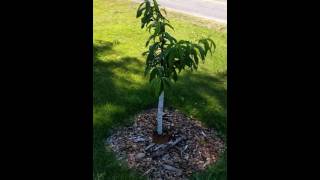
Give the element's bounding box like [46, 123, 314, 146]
[137, 0, 215, 135]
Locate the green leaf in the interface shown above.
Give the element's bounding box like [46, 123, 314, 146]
[194, 44, 205, 60]
[136, 7, 146, 18]
[160, 22, 165, 33]
[152, 0, 160, 11]
[164, 23, 174, 31]
[144, 65, 151, 76]
[207, 38, 216, 54]
[163, 44, 174, 58]
[146, 43, 159, 65]
[154, 21, 161, 35]
[164, 32, 177, 44]
[149, 42, 159, 53]
[138, 1, 145, 10]
[150, 77, 161, 97]
[146, 34, 156, 47]
[161, 8, 167, 15]
[191, 58, 198, 70]
[138, 0, 217, 96]
[141, 16, 147, 28]
[185, 55, 193, 68]
[172, 69, 178, 81]
[149, 68, 157, 82]
[136, 2, 146, 17]
[156, 66, 164, 77]
[145, 0, 151, 15]
[142, 50, 148, 56]
[167, 47, 177, 63]
[192, 47, 199, 65]
[147, 22, 156, 33]
[199, 39, 210, 55]
[145, 13, 153, 28]
[177, 44, 184, 61]
[162, 77, 171, 90]
[146, 54, 153, 67]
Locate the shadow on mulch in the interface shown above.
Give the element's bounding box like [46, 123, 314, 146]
[93, 40, 227, 179]
[106, 108, 225, 179]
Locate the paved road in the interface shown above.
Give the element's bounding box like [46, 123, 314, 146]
[133, 0, 227, 24]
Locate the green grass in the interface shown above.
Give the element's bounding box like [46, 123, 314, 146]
[94, 0, 227, 179]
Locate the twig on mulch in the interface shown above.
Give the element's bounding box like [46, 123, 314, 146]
[151, 136, 185, 158]
[105, 108, 225, 180]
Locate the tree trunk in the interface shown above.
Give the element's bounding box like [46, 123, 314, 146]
[157, 91, 164, 135]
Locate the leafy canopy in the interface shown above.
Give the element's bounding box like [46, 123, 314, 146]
[137, 0, 216, 96]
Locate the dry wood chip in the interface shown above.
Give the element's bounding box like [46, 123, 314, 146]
[105, 108, 225, 180]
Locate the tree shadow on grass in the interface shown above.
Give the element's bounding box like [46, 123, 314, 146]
[93, 41, 152, 180]
[166, 71, 227, 180]
[94, 57, 145, 105]
[93, 40, 227, 179]
[93, 40, 117, 58]
[166, 71, 227, 138]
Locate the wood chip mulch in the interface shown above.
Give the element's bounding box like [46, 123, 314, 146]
[105, 108, 225, 180]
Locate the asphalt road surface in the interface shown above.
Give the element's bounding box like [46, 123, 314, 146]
[133, 0, 227, 24]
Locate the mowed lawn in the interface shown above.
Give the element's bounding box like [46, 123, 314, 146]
[94, 0, 227, 179]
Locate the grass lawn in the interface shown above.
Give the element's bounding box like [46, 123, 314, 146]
[93, 0, 227, 179]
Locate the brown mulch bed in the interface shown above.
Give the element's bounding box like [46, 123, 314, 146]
[105, 108, 225, 180]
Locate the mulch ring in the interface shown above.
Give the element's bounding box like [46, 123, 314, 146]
[105, 108, 225, 180]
